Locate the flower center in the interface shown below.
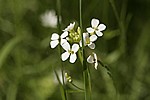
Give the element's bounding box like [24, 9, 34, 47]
[68, 50, 74, 54]
[85, 37, 90, 44]
[93, 27, 98, 30]
[90, 32, 95, 35]
[90, 27, 98, 35]
[69, 31, 81, 43]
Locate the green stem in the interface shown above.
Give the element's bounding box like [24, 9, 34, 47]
[56, 0, 68, 100]
[54, 69, 67, 100]
[79, 0, 91, 100]
[70, 82, 84, 91]
[108, 0, 120, 25]
[109, 0, 127, 55]
[84, 67, 92, 100]
[6, 82, 18, 100]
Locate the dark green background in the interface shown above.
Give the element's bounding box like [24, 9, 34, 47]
[0, 0, 150, 100]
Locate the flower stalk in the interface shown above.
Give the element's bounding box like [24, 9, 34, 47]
[109, 0, 129, 55]
[79, 0, 92, 100]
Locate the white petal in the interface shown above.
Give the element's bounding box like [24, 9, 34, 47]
[62, 42, 70, 51]
[91, 18, 99, 28]
[83, 33, 89, 38]
[79, 40, 82, 47]
[86, 27, 94, 33]
[60, 39, 67, 45]
[94, 62, 98, 70]
[64, 22, 75, 31]
[93, 52, 97, 61]
[66, 37, 70, 41]
[61, 31, 68, 38]
[87, 55, 94, 63]
[96, 31, 103, 37]
[68, 22, 75, 30]
[70, 54, 77, 63]
[88, 43, 95, 49]
[61, 52, 70, 61]
[72, 44, 79, 53]
[98, 24, 106, 31]
[93, 52, 97, 62]
[83, 33, 89, 45]
[50, 40, 59, 48]
[90, 35, 97, 42]
[51, 33, 59, 40]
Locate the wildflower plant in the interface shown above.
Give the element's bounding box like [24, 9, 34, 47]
[50, 18, 106, 99]
[50, 19, 106, 64]
[50, 0, 108, 100]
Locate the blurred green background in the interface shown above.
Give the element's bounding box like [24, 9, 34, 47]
[0, 0, 150, 100]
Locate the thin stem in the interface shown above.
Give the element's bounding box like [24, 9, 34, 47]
[98, 60, 110, 71]
[53, 69, 67, 100]
[120, 0, 128, 22]
[70, 82, 84, 91]
[67, 90, 84, 93]
[78, 49, 83, 65]
[83, 69, 91, 100]
[6, 82, 18, 100]
[98, 60, 118, 100]
[79, 1, 92, 99]
[108, 0, 120, 25]
[56, 0, 68, 100]
[79, 0, 83, 31]
[79, 0, 85, 69]
[109, 0, 127, 55]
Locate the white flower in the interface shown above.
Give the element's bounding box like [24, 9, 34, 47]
[86, 18, 106, 41]
[80, 33, 96, 49]
[50, 32, 68, 48]
[63, 22, 75, 32]
[40, 10, 58, 28]
[87, 52, 98, 70]
[61, 42, 79, 63]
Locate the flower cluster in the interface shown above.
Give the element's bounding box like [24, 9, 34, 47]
[50, 18, 106, 69]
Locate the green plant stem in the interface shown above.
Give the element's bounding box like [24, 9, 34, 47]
[109, 0, 127, 55]
[70, 82, 84, 91]
[54, 69, 67, 100]
[67, 90, 84, 93]
[108, 0, 120, 24]
[56, 0, 68, 100]
[83, 67, 92, 100]
[6, 82, 18, 100]
[120, 0, 128, 22]
[79, 0, 91, 100]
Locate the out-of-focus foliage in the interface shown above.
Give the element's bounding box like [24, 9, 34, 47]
[0, 0, 150, 100]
